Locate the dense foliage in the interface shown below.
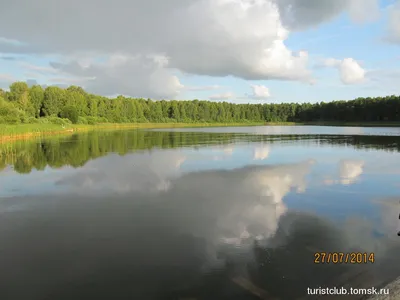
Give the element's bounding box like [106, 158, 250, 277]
[59, 106, 79, 124]
[1, 131, 400, 174]
[0, 81, 399, 125]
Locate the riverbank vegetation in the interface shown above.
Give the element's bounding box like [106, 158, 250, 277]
[0, 82, 399, 132]
[0, 122, 269, 141]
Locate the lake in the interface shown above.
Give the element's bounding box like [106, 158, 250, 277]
[1, 126, 400, 300]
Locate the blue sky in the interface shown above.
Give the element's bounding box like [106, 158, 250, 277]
[0, 0, 399, 103]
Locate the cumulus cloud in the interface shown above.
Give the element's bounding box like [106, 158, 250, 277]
[385, 2, 400, 43]
[0, 0, 319, 98]
[0, 0, 382, 97]
[21, 62, 60, 75]
[275, 0, 380, 30]
[209, 92, 235, 100]
[184, 85, 223, 91]
[247, 84, 271, 99]
[347, 0, 380, 23]
[50, 54, 184, 98]
[0, 37, 25, 46]
[48, 76, 97, 85]
[322, 58, 341, 68]
[339, 58, 366, 84]
[322, 57, 366, 84]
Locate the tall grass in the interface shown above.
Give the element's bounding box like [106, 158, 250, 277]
[0, 122, 266, 137]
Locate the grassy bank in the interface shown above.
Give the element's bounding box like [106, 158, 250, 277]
[1, 121, 400, 143]
[0, 122, 265, 142]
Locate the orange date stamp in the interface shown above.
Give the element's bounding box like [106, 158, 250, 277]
[314, 252, 375, 264]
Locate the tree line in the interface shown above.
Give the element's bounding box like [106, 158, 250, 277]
[0, 81, 399, 125]
[1, 130, 400, 174]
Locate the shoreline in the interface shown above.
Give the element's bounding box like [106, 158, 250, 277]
[1, 121, 400, 143]
[0, 122, 266, 143]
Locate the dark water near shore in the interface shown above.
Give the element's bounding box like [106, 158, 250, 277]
[1, 126, 400, 300]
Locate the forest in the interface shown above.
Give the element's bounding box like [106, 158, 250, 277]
[0, 81, 400, 125]
[1, 130, 400, 174]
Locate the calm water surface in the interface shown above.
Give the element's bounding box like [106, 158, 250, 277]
[1, 126, 400, 300]
[152, 125, 400, 136]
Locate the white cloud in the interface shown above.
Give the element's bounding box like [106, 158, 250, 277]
[18, 61, 100, 89]
[386, 2, 400, 43]
[323, 57, 366, 84]
[184, 85, 223, 91]
[274, 0, 380, 30]
[0, 37, 25, 46]
[48, 77, 96, 85]
[51, 54, 184, 98]
[347, 0, 380, 23]
[323, 58, 341, 67]
[339, 58, 366, 84]
[0, 0, 318, 98]
[0, 0, 381, 97]
[209, 92, 235, 100]
[248, 84, 271, 99]
[20, 62, 60, 75]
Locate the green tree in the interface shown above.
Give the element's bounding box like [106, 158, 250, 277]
[87, 96, 98, 117]
[60, 106, 79, 124]
[8, 82, 29, 103]
[43, 86, 66, 116]
[65, 88, 87, 116]
[2, 80, 400, 126]
[8, 81, 34, 116]
[0, 96, 26, 124]
[29, 85, 45, 117]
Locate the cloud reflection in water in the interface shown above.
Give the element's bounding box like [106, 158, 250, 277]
[1, 145, 400, 299]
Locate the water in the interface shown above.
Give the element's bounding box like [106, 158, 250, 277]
[1, 126, 400, 300]
[151, 125, 400, 136]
